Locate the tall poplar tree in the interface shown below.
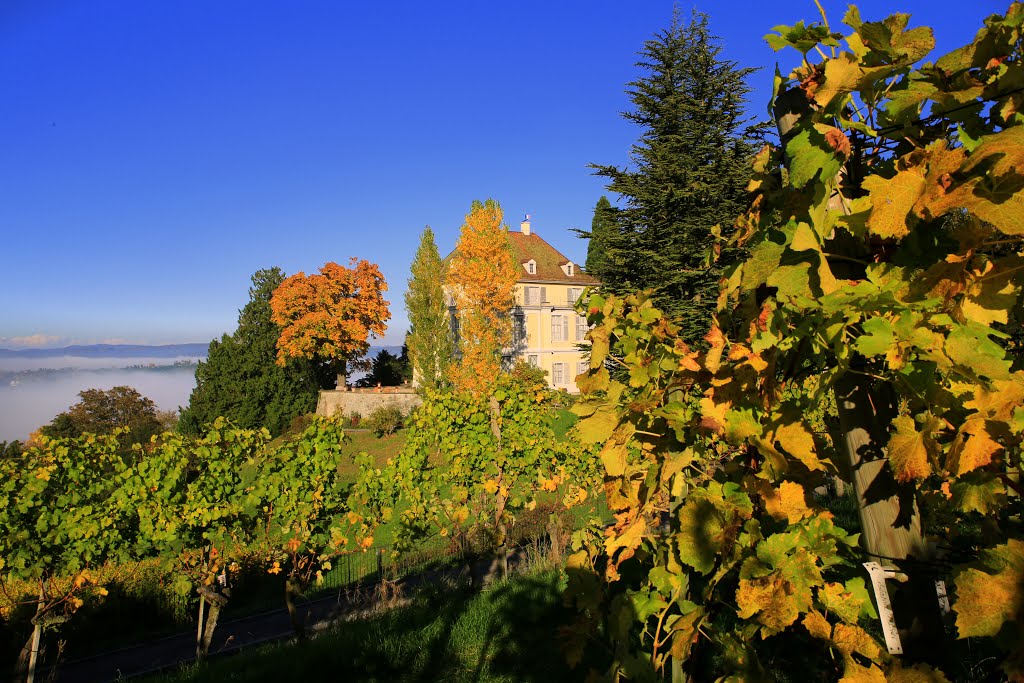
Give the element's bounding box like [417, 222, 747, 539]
[591, 9, 764, 343]
[446, 199, 518, 397]
[180, 268, 327, 436]
[405, 226, 453, 391]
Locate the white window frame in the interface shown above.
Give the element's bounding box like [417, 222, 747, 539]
[568, 287, 582, 305]
[551, 315, 569, 342]
[528, 354, 539, 367]
[525, 260, 536, 275]
[577, 361, 589, 378]
[553, 362, 565, 385]
[525, 286, 540, 305]
[575, 314, 588, 341]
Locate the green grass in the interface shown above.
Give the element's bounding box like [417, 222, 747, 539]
[152, 569, 583, 683]
[338, 428, 408, 481]
[551, 407, 578, 441]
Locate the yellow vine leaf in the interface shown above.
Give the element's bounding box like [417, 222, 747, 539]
[917, 128, 1024, 235]
[735, 573, 800, 636]
[603, 517, 647, 573]
[885, 661, 953, 683]
[886, 414, 942, 481]
[832, 622, 883, 660]
[946, 425, 1002, 476]
[763, 481, 813, 524]
[773, 421, 824, 471]
[961, 262, 1021, 325]
[698, 394, 729, 434]
[965, 375, 1024, 422]
[953, 539, 1024, 638]
[802, 610, 832, 640]
[839, 661, 887, 683]
[862, 164, 927, 239]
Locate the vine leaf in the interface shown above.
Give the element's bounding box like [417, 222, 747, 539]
[763, 481, 813, 524]
[862, 166, 926, 239]
[946, 423, 1002, 476]
[736, 573, 802, 636]
[886, 414, 942, 481]
[953, 539, 1024, 638]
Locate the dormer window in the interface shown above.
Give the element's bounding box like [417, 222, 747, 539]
[561, 261, 575, 277]
[525, 259, 537, 275]
[567, 263, 574, 276]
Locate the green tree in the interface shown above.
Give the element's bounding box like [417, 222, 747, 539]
[180, 268, 328, 437]
[41, 385, 162, 447]
[583, 195, 615, 278]
[355, 349, 406, 387]
[405, 227, 453, 391]
[591, 8, 763, 343]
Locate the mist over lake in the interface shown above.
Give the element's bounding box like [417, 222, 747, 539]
[0, 346, 401, 443]
[0, 360, 201, 443]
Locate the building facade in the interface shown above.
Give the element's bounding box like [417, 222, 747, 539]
[448, 216, 599, 393]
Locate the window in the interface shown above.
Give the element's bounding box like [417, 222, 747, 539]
[551, 315, 569, 342]
[450, 313, 460, 345]
[577, 361, 589, 378]
[528, 354, 539, 367]
[525, 286, 540, 305]
[513, 312, 526, 345]
[576, 314, 588, 341]
[567, 263, 574, 276]
[568, 287, 582, 305]
[553, 362, 565, 385]
[525, 260, 536, 275]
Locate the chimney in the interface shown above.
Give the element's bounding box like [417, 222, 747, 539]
[520, 214, 531, 236]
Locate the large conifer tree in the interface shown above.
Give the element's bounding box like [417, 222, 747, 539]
[585, 196, 616, 278]
[405, 226, 453, 391]
[180, 267, 328, 436]
[590, 9, 763, 343]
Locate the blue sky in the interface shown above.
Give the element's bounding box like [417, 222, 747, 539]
[0, 0, 1004, 347]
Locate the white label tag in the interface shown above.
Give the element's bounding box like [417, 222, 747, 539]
[863, 561, 903, 655]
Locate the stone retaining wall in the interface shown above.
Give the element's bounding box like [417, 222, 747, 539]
[316, 387, 422, 418]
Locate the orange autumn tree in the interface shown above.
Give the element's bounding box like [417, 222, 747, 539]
[445, 199, 518, 396]
[270, 258, 390, 389]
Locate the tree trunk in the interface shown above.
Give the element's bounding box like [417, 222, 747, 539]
[196, 586, 229, 659]
[489, 396, 508, 580]
[195, 596, 205, 659]
[336, 359, 348, 391]
[285, 578, 305, 639]
[25, 584, 44, 683]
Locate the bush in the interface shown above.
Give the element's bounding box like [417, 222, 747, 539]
[288, 413, 315, 435]
[366, 405, 403, 437]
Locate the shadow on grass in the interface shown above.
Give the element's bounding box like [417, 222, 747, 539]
[152, 569, 582, 683]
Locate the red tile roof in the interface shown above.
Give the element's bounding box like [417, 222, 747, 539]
[506, 231, 599, 285]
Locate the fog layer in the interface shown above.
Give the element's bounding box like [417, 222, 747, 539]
[0, 366, 198, 442]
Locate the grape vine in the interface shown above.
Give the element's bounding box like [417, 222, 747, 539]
[567, 4, 1024, 681]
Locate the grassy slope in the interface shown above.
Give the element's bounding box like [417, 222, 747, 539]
[154, 569, 583, 683]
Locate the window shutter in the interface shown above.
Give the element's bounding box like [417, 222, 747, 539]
[562, 316, 569, 342]
[540, 287, 547, 303]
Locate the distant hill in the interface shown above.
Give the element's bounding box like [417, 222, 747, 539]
[0, 343, 210, 359]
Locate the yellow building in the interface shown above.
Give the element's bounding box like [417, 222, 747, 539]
[498, 216, 600, 392]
